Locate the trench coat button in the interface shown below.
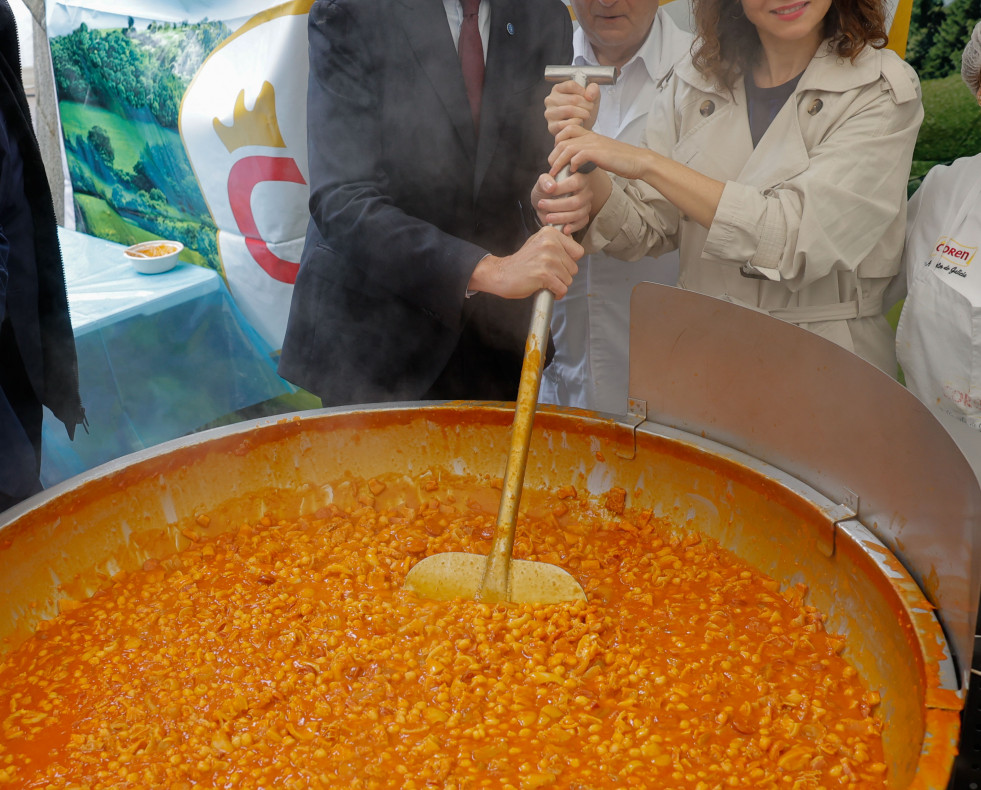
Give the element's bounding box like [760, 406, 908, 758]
[699, 100, 715, 117]
[807, 98, 823, 116]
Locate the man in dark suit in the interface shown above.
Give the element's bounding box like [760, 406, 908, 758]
[278, 0, 581, 405]
[0, 0, 84, 511]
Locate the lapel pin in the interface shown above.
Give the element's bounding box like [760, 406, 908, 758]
[506, 22, 515, 35]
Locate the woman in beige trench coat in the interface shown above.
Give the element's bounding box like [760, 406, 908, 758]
[538, 0, 924, 375]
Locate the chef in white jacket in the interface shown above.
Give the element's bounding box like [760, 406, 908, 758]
[895, 22, 981, 429]
[537, 0, 692, 414]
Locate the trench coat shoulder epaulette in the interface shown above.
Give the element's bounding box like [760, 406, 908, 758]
[877, 49, 920, 105]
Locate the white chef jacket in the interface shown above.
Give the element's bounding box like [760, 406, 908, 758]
[896, 154, 981, 429]
[539, 13, 693, 415]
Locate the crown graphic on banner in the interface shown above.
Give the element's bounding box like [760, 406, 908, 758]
[213, 81, 288, 153]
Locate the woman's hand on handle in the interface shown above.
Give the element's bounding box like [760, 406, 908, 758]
[550, 124, 652, 182]
[551, 126, 726, 231]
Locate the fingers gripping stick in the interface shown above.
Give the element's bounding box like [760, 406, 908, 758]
[527, 65, 616, 372]
[544, 65, 617, 181]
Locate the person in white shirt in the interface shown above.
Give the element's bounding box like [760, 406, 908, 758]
[894, 22, 981, 429]
[536, 0, 692, 415]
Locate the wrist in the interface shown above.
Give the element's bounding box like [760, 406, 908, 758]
[467, 254, 501, 294]
[640, 149, 660, 185]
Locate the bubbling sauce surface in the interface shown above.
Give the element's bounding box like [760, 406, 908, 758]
[0, 478, 885, 789]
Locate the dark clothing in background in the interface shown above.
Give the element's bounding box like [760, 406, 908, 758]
[0, 0, 83, 511]
[278, 0, 573, 405]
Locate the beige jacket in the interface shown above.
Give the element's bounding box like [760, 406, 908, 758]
[584, 44, 924, 374]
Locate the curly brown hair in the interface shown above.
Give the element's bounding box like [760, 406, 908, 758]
[691, 0, 889, 90]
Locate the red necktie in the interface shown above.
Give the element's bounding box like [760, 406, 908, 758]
[459, 0, 484, 133]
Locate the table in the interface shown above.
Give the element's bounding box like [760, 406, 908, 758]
[41, 228, 294, 486]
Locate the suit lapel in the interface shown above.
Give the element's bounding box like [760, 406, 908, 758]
[394, 0, 477, 161]
[473, 0, 519, 199]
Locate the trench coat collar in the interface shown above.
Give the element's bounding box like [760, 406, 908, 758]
[670, 47, 812, 189]
[671, 40, 903, 189]
[797, 43, 890, 95]
[674, 38, 891, 98]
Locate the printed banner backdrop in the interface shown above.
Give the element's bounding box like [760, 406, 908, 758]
[46, 0, 913, 353]
[47, 0, 313, 350]
[181, 2, 312, 349]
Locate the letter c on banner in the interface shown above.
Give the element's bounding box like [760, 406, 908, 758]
[228, 156, 307, 284]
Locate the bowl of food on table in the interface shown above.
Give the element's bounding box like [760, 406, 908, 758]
[123, 240, 184, 274]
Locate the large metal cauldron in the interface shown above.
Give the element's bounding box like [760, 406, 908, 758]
[1, 286, 977, 787]
[0, 403, 962, 787]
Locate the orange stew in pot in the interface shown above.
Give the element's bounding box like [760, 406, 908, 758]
[0, 479, 885, 789]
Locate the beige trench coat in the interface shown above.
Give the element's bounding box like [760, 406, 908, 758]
[583, 43, 924, 374]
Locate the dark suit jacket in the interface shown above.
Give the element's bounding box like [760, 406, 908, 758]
[278, 0, 573, 405]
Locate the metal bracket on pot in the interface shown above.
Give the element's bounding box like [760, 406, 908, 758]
[817, 488, 859, 557]
[614, 398, 649, 460]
